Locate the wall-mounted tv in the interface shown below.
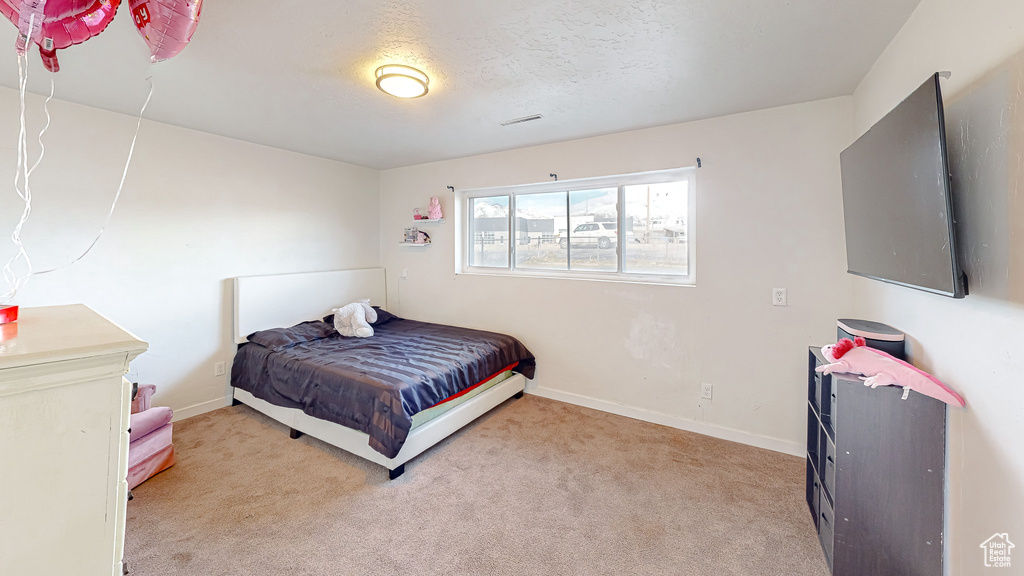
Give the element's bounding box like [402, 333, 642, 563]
[840, 73, 966, 298]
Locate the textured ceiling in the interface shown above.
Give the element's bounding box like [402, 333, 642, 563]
[0, 0, 921, 169]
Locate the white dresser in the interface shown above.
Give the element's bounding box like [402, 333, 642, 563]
[0, 305, 148, 576]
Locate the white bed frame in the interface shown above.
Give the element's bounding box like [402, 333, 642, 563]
[231, 268, 526, 478]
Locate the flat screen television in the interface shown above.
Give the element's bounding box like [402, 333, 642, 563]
[839, 73, 966, 298]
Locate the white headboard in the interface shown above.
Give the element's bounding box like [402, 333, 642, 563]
[233, 268, 387, 343]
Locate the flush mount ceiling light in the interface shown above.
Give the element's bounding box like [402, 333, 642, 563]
[375, 64, 429, 98]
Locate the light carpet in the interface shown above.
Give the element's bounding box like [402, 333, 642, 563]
[125, 394, 828, 575]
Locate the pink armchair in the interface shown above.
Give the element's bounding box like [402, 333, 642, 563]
[128, 384, 175, 489]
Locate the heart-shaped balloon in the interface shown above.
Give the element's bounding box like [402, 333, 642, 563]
[127, 0, 201, 63]
[0, 0, 120, 72]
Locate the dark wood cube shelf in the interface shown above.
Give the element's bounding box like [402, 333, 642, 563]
[806, 347, 946, 575]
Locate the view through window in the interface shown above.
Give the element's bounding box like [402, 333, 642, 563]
[463, 168, 694, 283]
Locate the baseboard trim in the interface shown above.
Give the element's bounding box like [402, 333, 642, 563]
[171, 396, 230, 422]
[529, 386, 804, 457]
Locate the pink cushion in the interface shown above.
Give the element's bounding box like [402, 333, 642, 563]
[129, 406, 173, 443]
[131, 384, 157, 414]
[126, 387, 176, 489]
[127, 444, 175, 490]
[129, 421, 173, 468]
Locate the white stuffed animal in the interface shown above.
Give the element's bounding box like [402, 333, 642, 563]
[332, 299, 378, 338]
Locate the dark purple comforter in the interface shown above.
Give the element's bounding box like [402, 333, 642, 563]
[230, 317, 535, 458]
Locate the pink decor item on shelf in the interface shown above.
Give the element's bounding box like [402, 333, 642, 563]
[428, 196, 443, 220]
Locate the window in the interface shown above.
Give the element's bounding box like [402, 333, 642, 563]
[467, 195, 509, 268]
[459, 168, 695, 284]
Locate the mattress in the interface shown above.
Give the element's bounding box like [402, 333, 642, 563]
[231, 317, 535, 458]
[410, 369, 513, 429]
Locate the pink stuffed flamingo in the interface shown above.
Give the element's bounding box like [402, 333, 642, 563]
[816, 337, 965, 408]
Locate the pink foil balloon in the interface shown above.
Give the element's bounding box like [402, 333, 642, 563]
[128, 0, 201, 63]
[0, 0, 121, 71]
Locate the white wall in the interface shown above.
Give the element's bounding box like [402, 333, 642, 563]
[0, 87, 380, 418]
[380, 97, 854, 454]
[851, 1, 1024, 573]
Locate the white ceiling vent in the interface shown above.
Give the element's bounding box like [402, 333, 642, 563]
[500, 114, 544, 126]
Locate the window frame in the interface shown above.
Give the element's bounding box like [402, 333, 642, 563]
[456, 167, 696, 286]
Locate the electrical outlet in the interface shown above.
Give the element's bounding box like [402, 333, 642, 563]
[214, 361, 226, 376]
[772, 288, 788, 306]
[700, 383, 714, 400]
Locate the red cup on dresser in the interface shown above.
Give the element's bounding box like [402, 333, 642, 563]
[0, 305, 16, 342]
[0, 305, 17, 324]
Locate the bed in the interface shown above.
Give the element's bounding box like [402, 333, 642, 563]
[229, 268, 535, 479]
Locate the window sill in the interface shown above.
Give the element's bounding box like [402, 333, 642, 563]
[456, 268, 695, 287]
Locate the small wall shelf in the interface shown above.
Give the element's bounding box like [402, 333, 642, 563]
[398, 242, 430, 247]
[413, 218, 445, 224]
